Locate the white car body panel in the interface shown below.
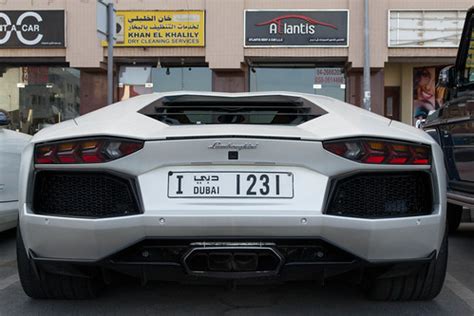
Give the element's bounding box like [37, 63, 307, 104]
[0, 129, 31, 231]
[18, 92, 446, 265]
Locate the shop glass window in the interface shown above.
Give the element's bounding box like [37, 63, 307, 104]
[249, 67, 346, 101]
[118, 66, 212, 100]
[119, 66, 152, 85]
[0, 66, 80, 134]
[152, 67, 212, 92]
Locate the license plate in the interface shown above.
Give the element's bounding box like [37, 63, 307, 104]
[168, 172, 293, 198]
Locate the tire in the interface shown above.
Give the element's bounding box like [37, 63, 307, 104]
[17, 227, 102, 299]
[366, 230, 448, 301]
[447, 203, 463, 233]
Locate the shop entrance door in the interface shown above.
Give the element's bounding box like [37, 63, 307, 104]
[384, 87, 400, 121]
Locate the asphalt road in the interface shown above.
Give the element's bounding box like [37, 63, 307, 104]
[1, 225, 474, 316]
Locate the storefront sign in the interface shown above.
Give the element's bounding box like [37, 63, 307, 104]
[245, 10, 348, 47]
[112, 11, 205, 47]
[0, 10, 65, 48]
[389, 10, 466, 47]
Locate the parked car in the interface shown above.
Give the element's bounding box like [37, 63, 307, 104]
[0, 111, 31, 232]
[423, 7, 474, 232]
[17, 91, 446, 300]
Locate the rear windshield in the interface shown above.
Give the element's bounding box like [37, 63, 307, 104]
[138, 95, 326, 125]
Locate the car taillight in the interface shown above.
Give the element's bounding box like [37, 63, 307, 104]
[35, 138, 144, 164]
[323, 139, 431, 165]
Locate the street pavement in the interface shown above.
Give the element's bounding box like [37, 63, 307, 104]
[0, 224, 473, 315]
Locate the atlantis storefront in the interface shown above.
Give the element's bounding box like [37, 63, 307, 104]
[0, 0, 471, 134]
[245, 10, 347, 101]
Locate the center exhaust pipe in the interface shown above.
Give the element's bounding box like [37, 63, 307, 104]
[183, 243, 284, 278]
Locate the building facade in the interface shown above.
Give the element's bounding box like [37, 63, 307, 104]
[0, 0, 471, 134]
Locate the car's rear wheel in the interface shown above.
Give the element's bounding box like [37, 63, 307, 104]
[447, 203, 463, 233]
[17, 227, 102, 299]
[366, 229, 447, 301]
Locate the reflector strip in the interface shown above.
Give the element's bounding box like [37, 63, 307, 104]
[365, 156, 385, 164]
[413, 158, 430, 164]
[57, 155, 77, 164]
[389, 157, 409, 164]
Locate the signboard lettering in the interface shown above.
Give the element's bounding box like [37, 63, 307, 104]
[110, 11, 205, 47]
[0, 10, 65, 48]
[245, 10, 348, 47]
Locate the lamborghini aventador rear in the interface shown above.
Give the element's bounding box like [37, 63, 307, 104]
[17, 92, 447, 300]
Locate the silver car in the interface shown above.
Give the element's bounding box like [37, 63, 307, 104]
[17, 92, 447, 300]
[0, 111, 31, 232]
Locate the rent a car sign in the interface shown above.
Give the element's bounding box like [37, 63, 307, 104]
[110, 10, 205, 47]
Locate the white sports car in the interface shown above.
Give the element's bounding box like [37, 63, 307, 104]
[0, 116, 31, 232]
[17, 92, 446, 300]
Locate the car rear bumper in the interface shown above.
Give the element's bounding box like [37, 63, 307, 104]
[20, 203, 444, 263]
[29, 237, 437, 283]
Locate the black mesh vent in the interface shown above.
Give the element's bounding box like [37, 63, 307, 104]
[139, 94, 327, 126]
[326, 172, 433, 218]
[33, 172, 140, 218]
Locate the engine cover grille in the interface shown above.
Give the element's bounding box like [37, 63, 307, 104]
[326, 172, 433, 218]
[33, 171, 140, 218]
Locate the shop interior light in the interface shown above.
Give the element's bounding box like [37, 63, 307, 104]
[323, 138, 430, 165]
[35, 138, 144, 164]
